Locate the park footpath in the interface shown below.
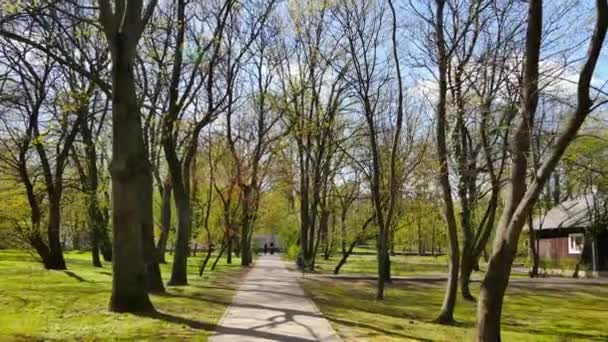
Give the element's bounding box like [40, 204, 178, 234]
[209, 254, 341, 342]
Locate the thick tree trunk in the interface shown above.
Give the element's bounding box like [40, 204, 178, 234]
[142, 173, 165, 293]
[436, 246, 459, 324]
[460, 248, 475, 301]
[100, 232, 112, 261]
[241, 220, 251, 266]
[91, 220, 102, 268]
[169, 191, 191, 285]
[107, 35, 154, 313]
[477, 252, 511, 341]
[47, 196, 67, 270]
[383, 248, 391, 282]
[477, 0, 543, 336]
[20, 163, 58, 269]
[30, 231, 53, 269]
[92, 245, 102, 268]
[477, 0, 607, 339]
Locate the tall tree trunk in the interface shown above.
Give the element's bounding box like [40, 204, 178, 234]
[169, 191, 191, 285]
[383, 247, 391, 282]
[434, 0, 460, 324]
[552, 171, 561, 205]
[157, 179, 172, 263]
[91, 238, 102, 267]
[477, 0, 543, 336]
[107, 32, 155, 313]
[460, 248, 475, 301]
[390, 224, 396, 257]
[241, 187, 253, 266]
[341, 212, 347, 257]
[321, 209, 330, 260]
[226, 237, 233, 264]
[20, 164, 54, 268]
[418, 223, 423, 256]
[431, 222, 436, 257]
[477, 1, 607, 339]
[47, 194, 67, 270]
[88, 198, 105, 268]
[527, 214, 540, 277]
[100, 190, 112, 262]
[142, 174, 165, 293]
[30, 230, 52, 268]
[299, 147, 315, 270]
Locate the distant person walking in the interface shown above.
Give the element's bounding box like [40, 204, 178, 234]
[270, 242, 275, 255]
[263, 243, 268, 255]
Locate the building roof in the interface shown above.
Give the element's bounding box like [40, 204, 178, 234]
[531, 196, 593, 231]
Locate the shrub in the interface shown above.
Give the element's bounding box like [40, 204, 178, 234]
[287, 244, 300, 260]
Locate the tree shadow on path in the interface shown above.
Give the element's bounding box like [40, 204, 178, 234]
[137, 310, 320, 342]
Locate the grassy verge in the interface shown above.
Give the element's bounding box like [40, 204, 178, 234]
[301, 276, 608, 341]
[0, 249, 246, 341]
[311, 252, 533, 279]
[314, 253, 449, 276]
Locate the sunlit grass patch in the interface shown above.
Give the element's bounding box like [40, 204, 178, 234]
[0, 250, 245, 341]
[301, 276, 608, 341]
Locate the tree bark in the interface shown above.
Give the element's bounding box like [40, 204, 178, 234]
[477, 0, 607, 339]
[434, 0, 460, 324]
[168, 191, 191, 285]
[46, 194, 67, 269]
[227, 236, 233, 264]
[157, 179, 172, 264]
[460, 248, 475, 301]
[100, 0, 160, 311]
[527, 214, 540, 277]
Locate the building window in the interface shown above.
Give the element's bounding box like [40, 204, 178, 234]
[568, 233, 584, 254]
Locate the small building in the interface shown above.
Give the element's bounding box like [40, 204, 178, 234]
[529, 196, 608, 276]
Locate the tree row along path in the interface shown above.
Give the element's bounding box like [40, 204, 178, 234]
[209, 255, 341, 342]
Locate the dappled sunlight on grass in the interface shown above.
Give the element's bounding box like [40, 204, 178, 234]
[0, 250, 246, 341]
[301, 276, 608, 341]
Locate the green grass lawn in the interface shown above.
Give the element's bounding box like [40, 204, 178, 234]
[301, 255, 608, 341]
[314, 253, 449, 276]
[0, 249, 246, 341]
[312, 252, 532, 279]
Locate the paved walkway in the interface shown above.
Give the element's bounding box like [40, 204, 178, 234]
[209, 255, 341, 342]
